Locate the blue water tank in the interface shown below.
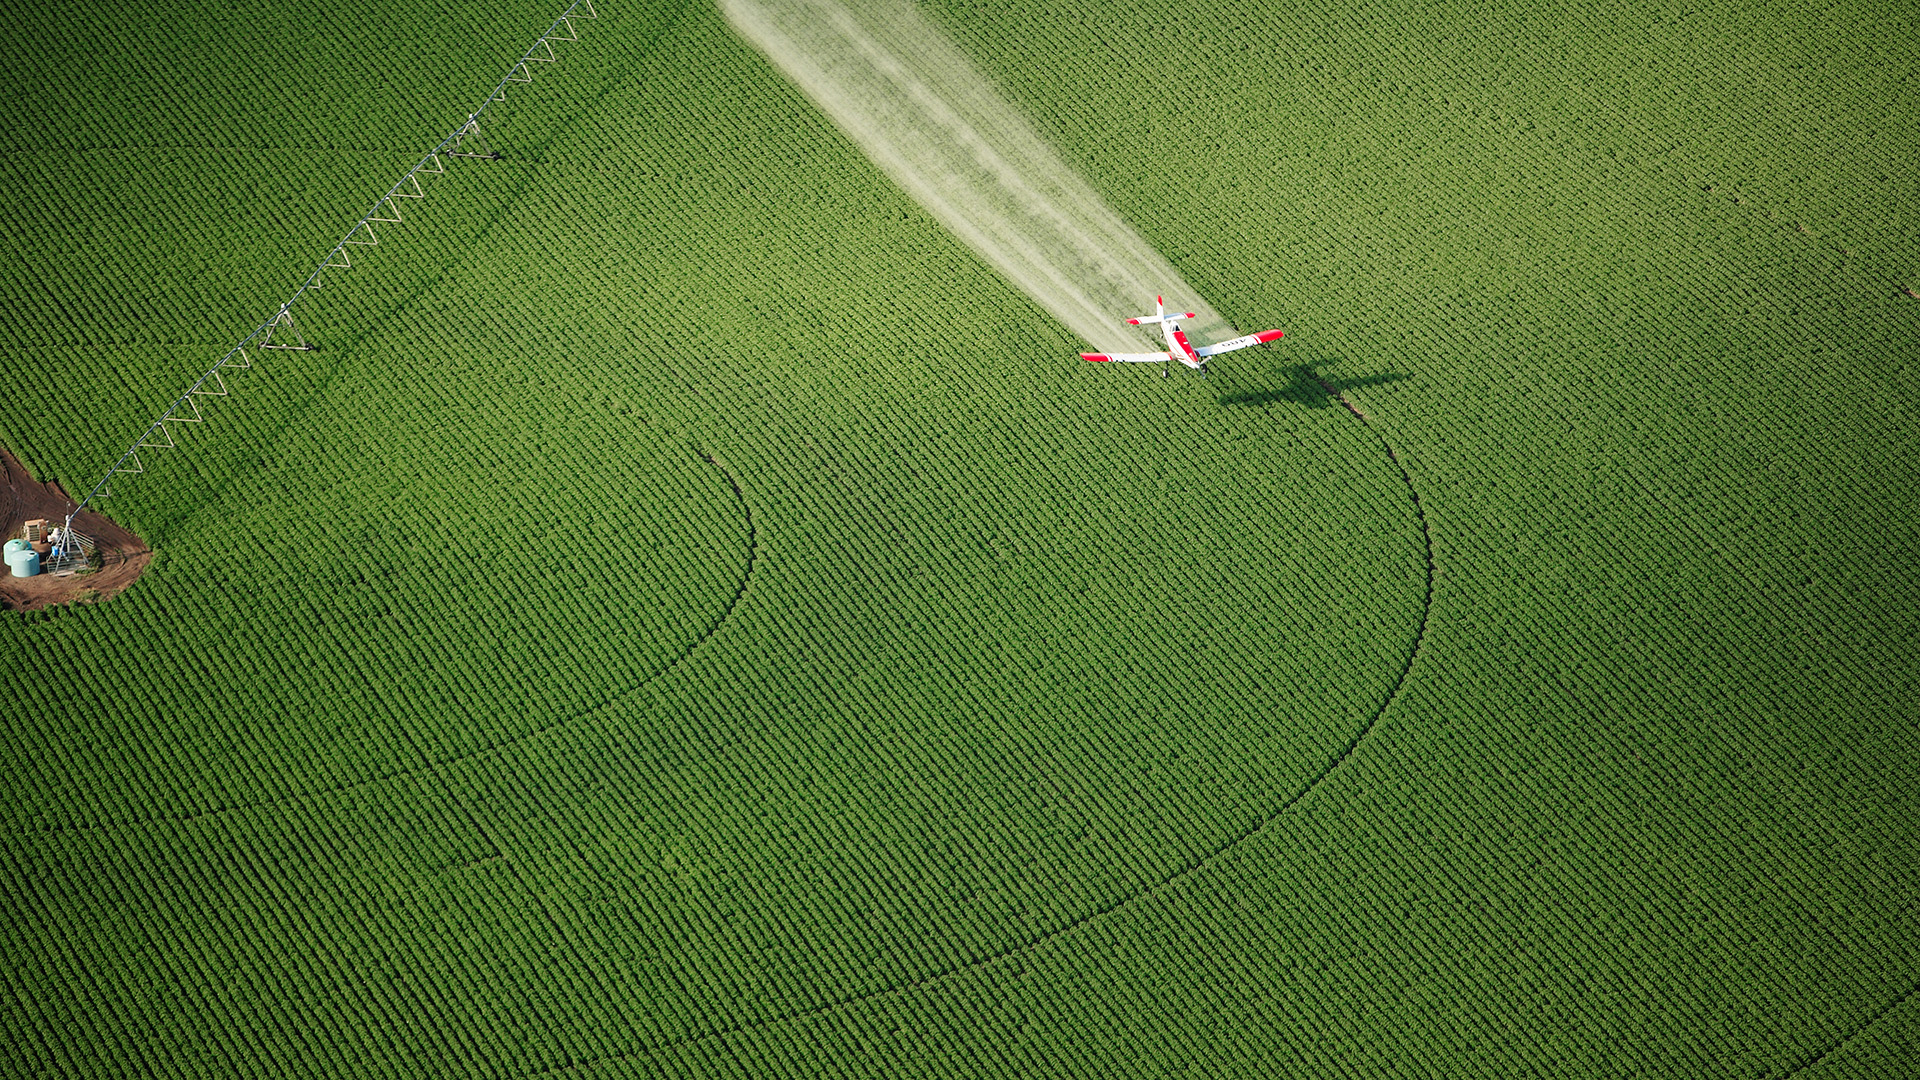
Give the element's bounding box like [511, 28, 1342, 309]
[6, 546, 38, 578]
[3, 538, 24, 559]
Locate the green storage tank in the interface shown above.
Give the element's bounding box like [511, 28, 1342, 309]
[6, 546, 38, 578]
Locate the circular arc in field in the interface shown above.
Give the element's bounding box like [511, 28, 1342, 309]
[14, 446, 759, 835]
[530, 377, 1437, 1071]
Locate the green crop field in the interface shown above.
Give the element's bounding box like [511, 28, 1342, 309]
[2, 0, 1916, 1075]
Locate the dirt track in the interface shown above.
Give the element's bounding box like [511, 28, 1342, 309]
[0, 445, 149, 611]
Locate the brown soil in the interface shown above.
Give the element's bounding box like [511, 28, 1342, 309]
[1, 444, 150, 611]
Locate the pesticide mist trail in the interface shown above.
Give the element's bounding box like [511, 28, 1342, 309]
[721, 0, 1232, 352]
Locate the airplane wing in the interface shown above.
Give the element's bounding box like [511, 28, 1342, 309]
[1194, 329, 1284, 358]
[1080, 352, 1173, 363]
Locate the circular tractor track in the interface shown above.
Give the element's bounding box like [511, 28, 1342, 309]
[25, 448, 759, 836]
[532, 375, 1437, 1075]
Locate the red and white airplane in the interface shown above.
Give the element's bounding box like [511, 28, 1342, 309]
[1080, 296, 1284, 376]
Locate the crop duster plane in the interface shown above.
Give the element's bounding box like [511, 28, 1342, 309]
[1080, 296, 1284, 376]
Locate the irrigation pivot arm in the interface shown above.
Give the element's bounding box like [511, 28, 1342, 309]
[62, 0, 602, 530]
[65, 325, 272, 533]
[286, 0, 602, 301]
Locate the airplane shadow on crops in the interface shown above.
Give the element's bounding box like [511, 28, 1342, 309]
[1216, 362, 1406, 409]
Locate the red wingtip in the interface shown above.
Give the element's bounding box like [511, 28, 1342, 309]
[1157, 295, 1164, 304]
[1255, 329, 1286, 343]
[1080, 353, 1110, 362]
[1125, 318, 1143, 325]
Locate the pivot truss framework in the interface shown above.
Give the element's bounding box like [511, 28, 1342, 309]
[63, 0, 603, 535]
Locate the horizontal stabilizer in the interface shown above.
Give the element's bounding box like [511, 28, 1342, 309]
[1125, 312, 1198, 326]
[1081, 352, 1173, 363]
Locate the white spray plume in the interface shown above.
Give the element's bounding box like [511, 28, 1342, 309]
[720, 0, 1234, 352]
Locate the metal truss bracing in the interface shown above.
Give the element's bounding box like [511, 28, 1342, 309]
[258, 307, 315, 352]
[446, 116, 500, 159]
[44, 525, 96, 577]
[63, 0, 602, 539]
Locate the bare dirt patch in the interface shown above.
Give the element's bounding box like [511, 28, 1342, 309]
[1, 445, 149, 612]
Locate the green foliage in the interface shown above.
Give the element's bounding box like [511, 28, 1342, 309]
[2, 0, 1917, 1077]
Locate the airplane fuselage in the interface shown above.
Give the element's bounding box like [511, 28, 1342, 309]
[1162, 319, 1205, 370]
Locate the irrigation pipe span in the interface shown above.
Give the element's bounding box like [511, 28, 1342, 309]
[60, 0, 604, 535]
